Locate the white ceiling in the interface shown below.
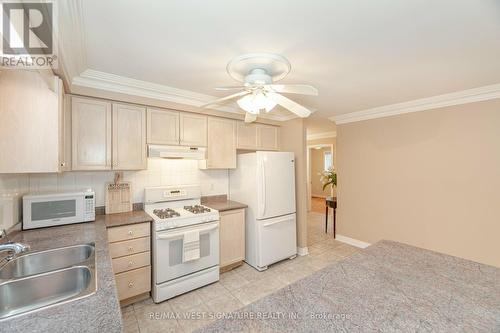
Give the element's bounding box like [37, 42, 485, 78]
[68, 0, 500, 119]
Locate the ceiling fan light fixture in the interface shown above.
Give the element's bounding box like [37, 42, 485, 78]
[237, 91, 277, 115]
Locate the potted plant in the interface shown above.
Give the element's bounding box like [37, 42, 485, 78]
[320, 168, 337, 192]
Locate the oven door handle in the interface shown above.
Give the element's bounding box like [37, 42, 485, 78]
[156, 224, 218, 240]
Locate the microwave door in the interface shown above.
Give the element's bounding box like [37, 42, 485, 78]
[24, 196, 84, 229]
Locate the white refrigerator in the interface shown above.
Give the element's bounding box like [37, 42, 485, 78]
[229, 151, 297, 271]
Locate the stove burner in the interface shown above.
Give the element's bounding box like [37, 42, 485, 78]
[183, 205, 211, 214]
[153, 208, 180, 219]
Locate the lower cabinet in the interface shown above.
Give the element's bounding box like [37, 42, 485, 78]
[107, 222, 151, 304]
[219, 209, 246, 271]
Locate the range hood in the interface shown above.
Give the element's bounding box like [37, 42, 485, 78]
[148, 145, 206, 160]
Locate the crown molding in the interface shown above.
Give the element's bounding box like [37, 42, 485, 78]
[307, 131, 337, 140]
[331, 83, 500, 124]
[72, 69, 300, 121]
[57, 0, 86, 81]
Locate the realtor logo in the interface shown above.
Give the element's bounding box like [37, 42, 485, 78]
[1, 0, 58, 68]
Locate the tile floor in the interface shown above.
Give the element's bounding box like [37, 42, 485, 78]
[122, 212, 359, 333]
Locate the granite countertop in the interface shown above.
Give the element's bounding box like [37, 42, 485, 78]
[0, 220, 122, 333]
[99, 210, 153, 228]
[201, 195, 247, 212]
[198, 240, 500, 332]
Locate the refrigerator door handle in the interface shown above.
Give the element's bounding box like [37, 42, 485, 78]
[259, 159, 266, 217]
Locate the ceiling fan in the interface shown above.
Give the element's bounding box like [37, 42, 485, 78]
[201, 53, 318, 123]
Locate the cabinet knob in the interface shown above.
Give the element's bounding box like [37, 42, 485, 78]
[128, 230, 133, 236]
[60, 162, 66, 167]
[128, 261, 134, 267]
[128, 282, 134, 288]
[127, 246, 133, 252]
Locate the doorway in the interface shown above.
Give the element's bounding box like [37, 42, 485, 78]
[307, 144, 334, 213]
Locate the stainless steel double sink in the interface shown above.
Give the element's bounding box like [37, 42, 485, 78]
[0, 243, 96, 320]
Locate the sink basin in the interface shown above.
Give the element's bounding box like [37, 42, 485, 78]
[0, 243, 94, 280]
[0, 266, 95, 320]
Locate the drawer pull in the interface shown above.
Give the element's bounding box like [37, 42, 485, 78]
[127, 246, 134, 252]
[128, 282, 134, 288]
[128, 230, 133, 236]
[128, 261, 134, 267]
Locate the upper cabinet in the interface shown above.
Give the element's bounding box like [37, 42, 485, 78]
[72, 97, 112, 170]
[112, 103, 147, 170]
[236, 122, 280, 151]
[180, 113, 207, 147]
[0, 70, 63, 173]
[202, 117, 236, 169]
[147, 108, 179, 145]
[72, 97, 146, 171]
[147, 109, 207, 147]
[257, 124, 280, 151]
[236, 122, 258, 150]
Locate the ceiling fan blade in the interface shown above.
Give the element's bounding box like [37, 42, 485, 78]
[244, 112, 257, 123]
[266, 84, 318, 96]
[200, 90, 249, 107]
[266, 92, 312, 118]
[215, 86, 246, 91]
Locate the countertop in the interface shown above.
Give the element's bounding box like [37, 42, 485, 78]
[201, 195, 247, 212]
[99, 210, 153, 228]
[197, 240, 500, 332]
[0, 220, 123, 333]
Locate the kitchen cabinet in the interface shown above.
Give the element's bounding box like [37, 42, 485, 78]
[0, 70, 64, 173]
[72, 97, 112, 170]
[236, 122, 258, 150]
[236, 122, 280, 151]
[112, 103, 147, 170]
[60, 93, 72, 171]
[180, 113, 207, 147]
[219, 208, 245, 271]
[257, 124, 280, 150]
[108, 222, 151, 305]
[72, 97, 147, 171]
[146, 108, 179, 145]
[202, 117, 236, 169]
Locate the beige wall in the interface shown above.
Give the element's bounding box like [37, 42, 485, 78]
[310, 147, 331, 197]
[336, 99, 500, 267]
[280, 118, 308, 249]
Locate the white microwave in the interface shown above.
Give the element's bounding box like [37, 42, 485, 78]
[23, 190, 95, 230]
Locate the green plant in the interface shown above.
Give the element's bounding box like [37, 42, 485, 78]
[320, 168, 337, 191]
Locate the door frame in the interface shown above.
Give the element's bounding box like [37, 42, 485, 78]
[306, 143, 334, 211]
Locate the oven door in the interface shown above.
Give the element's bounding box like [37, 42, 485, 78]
[154, 221, 219, 284]
[23, 195, 85, 230]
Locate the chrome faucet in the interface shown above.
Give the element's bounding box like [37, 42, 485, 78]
[0, 229, 30, 261]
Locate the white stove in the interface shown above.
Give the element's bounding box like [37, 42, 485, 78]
[144, 185, 220, 303]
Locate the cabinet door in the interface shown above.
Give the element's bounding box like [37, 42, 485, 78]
[219, 209, 245, 267]
[60, 92, 72, 171]
[236, 122, 258, 150]
[72, 97, 112, 170]
[206, 117, 236, 169]
[0, 70, 60, 173]
[147, 108, 179, 145]
[179, 113, 207, 147]
[112, 103, 147, 170]
[257, 124, 280, 151]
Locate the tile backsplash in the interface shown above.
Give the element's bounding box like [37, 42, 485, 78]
[0, 159, 229, 228]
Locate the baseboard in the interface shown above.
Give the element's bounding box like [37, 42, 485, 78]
[297, 246, 309, 256]
[336, 235, 371, 248]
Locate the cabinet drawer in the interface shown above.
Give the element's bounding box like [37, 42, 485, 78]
[112, 251, 151, 274]
[107, 222, 150, 243]
[115, 266, 151, 301]
[109, 237, 150, 258]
